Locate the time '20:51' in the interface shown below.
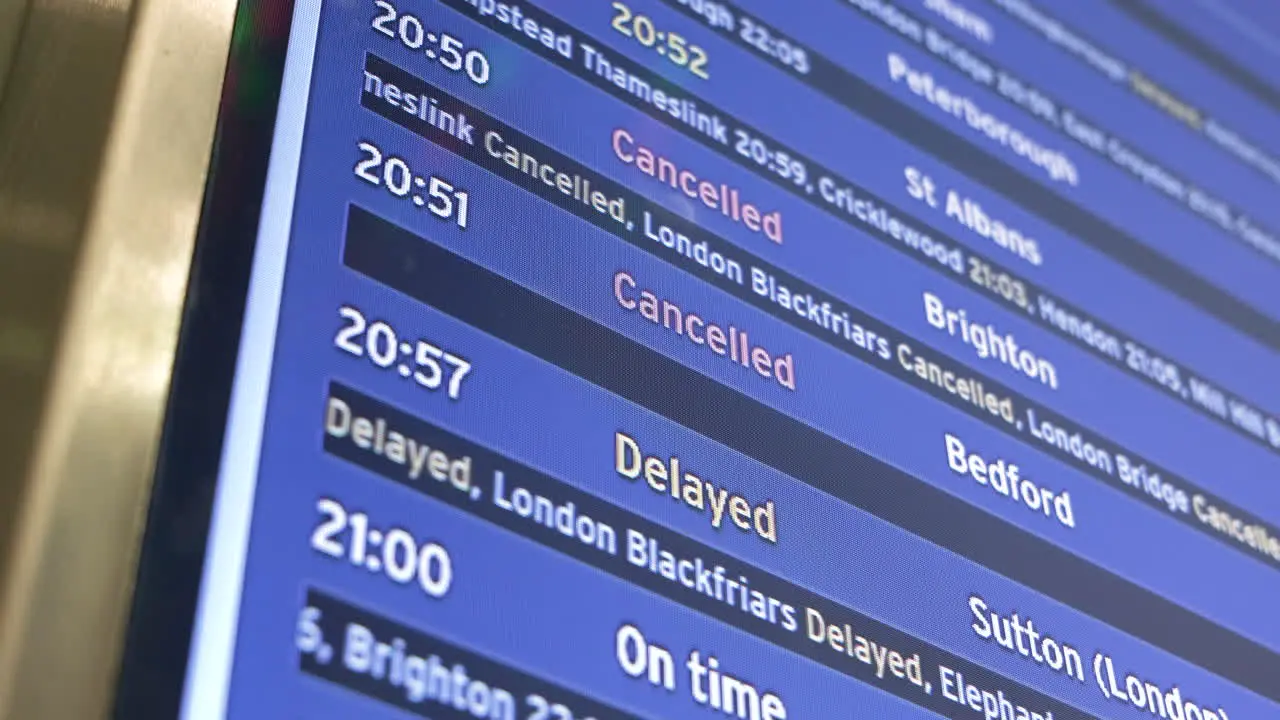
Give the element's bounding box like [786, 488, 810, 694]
[356, 141, 470, 229]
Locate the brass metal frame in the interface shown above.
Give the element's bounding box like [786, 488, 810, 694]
[0, 0, 29, 96]
[0, 0, 238, 717]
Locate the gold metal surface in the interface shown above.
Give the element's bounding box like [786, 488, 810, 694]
[0, 0, 238, 716]
[0, 0, 30, 97]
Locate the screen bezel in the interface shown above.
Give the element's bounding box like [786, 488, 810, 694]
[110, 1, 299, 716]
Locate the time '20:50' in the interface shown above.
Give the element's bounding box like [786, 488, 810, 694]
[356, 141, 470, 229]
[372, 0, 491, 86]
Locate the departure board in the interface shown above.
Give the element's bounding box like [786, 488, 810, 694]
[175, 1, 1280, 718]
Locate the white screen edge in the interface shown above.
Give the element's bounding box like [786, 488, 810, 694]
[179, 2, 323, 717]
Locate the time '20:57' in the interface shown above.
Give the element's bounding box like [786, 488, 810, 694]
[335, 305, 472, 400]
[356, 141, 470, 229]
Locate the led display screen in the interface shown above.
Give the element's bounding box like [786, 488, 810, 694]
[173, 1, 1280, 718]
